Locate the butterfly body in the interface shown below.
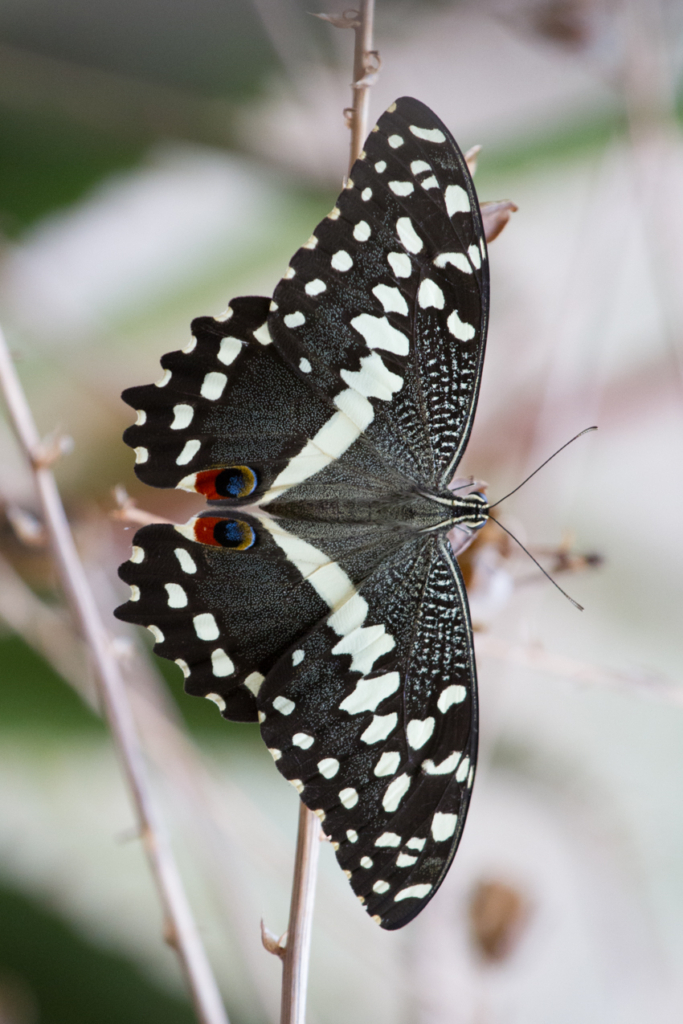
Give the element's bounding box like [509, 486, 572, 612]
[116, 97, 489, 929]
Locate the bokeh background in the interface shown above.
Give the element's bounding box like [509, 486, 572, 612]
[1, 1, 683, 1021]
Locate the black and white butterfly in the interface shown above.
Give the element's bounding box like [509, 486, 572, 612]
[115, 97, 489, 930]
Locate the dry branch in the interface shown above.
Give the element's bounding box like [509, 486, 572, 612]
[0, 323, 230, 1024]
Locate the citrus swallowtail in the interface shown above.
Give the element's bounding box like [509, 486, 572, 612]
[115, 96, 489, 930]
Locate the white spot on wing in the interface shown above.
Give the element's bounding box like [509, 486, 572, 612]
[205, 692, 226, 711]
[456, 756, 471, 782]
[375, 832, 401, 847]
[420, 175, 439, 190]
[447, 310, 476, 342]
[174, 548, 197, 574]
[176, 439, 201, 465]
[396, 853, 417, 867]
[165, 583, 187, 608]
[467, 244, 482, 269]
[434, 252, 471, 274]
[218, 337, 242, 365]
[268, 748, 282, 761]
[293, 733, 314, 749]
[396, 217, 423, 254]
[130, 546, 145, 563]
[360, 856, 373, 869]
[339, 787, 358, 809]
[193, 613, 219, 641]
[129, 584, 140, 601]
[331, 250, 353, 272]
[406, 717, 435, 750]
[299, 358, 312, 373]
[290, 779, 304, 793]
[175, 658, 190, 677]
[327, 593, 368, 637]
[292, 649, 305, 666]
[135, 409, 146, 426]
[284, 266, 295, 279]
[182, 337, 197, 353]
[423, 751, 461, 775]
[406, 837, 426, 851]
[395, 883, 432, 901]
[340, 351, 403, 401]
[389, 181, 414, 197]
[201, 372, 227, 401]
[303, 235, 318, 249]
[438, 684, 467, 712]
[346, 829, 358, 843]
[147, 625, 164, 643]
[350, 313, 409, 355]
[253, 323, 272, 345]
[273, 695, 295, 715]
[134, 447, 149, 464]
[284, 311, 306, 328]
[155, 369, 171, 387]
[373, 880, 390, 894]
[382, 773, 411, 812]
[410, 160, 431, 175]
[445, 184, 470, 216]
[353, 221, 371, 242]
[388, 134, 404, 148]
[360, 712, 397, 744]
[374, 751, 400, 777]
[211, 648, 234, 677]
[372, 284, 409, 316]
[409, 125, 446, 143]
[361, 187, 372, 201]
[339, 671, 400, 715]
[318, 757, 340, 778]
[431, 812, 458, 840]
[387, 252, 412, 278]
[171, 404, 194, 429]
[244, 672, 264, 695]
[417, 280, 445, 309]
[305, 279, 326, 296]
[375, 160, 387, 173]
[333, 624, 396, 677]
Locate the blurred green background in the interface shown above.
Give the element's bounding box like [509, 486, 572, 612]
[1, 1, 683, 1022]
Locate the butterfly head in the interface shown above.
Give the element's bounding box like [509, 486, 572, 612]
[450, 490, 488, 531]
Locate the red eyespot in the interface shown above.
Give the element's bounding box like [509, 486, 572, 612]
[193, 517, 255, 550]
[193, 466, 257, 500]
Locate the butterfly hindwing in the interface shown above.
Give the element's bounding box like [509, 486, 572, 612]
[122, 296, 334, 503]
[258, 533, 477, 929]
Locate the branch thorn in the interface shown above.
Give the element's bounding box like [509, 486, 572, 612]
[261, 919, 288, 959]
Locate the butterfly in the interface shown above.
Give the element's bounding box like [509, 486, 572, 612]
[115, 97, 489, 930]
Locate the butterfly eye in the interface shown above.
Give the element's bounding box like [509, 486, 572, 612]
[193, 516, 256, 550]
[194, 466, 258, 500]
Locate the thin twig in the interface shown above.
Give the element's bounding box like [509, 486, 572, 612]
[349, 0, 377, 171]
[0, 324, 230, 1024]
[280, 802, 321, 1024]
[279, 6, 377, 1021]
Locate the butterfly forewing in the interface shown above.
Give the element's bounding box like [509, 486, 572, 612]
[116, 96, 489, 929]
[265, 96, 488, 498]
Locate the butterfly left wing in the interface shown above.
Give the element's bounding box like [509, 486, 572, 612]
[258, 531, 477, 930]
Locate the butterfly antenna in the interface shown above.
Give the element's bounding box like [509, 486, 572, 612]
[488, 426, 597, 510]
[488, 514, 584, 611]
